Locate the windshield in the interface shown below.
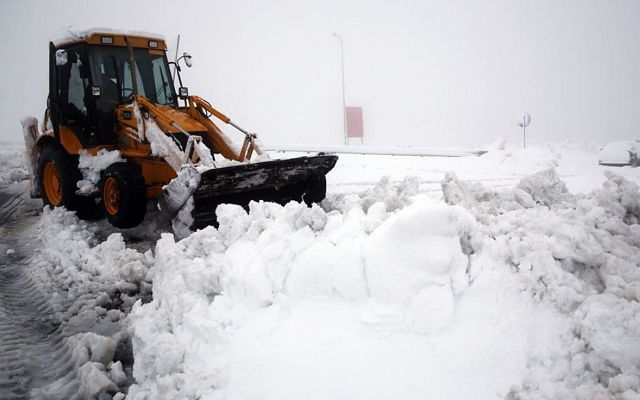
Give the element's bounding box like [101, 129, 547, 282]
[89, 46, 176, 106]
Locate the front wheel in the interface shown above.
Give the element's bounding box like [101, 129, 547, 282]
[100, 163, 147, 229]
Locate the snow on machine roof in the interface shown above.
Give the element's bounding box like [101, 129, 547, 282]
[51, 26, 167, 49]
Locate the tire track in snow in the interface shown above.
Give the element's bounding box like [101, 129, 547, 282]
[0, 190, 24, 229]
[0, 188, 78, 399]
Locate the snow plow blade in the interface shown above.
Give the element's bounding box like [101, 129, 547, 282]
[188, 154, 337, 230]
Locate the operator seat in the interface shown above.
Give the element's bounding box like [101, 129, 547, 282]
[94, 74, 120, 144]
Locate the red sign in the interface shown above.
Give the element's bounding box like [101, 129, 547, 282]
[346, 106, 364, 138]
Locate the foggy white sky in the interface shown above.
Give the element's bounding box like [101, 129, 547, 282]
[1, 0, 638, 147]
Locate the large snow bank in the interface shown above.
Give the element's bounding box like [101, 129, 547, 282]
[4, 140, 638, 399]
[128, 160, 640, 399]
[444, 169, 640, 399]
[128, 190, 565, 399]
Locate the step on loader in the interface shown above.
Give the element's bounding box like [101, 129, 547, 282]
[22, 29, 337, 231]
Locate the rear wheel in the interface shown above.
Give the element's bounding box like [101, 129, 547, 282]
[37, 145, 96, 219]
[100, 163, 147, 229]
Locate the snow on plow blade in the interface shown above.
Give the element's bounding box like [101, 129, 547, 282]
[164, 154, 338, 230]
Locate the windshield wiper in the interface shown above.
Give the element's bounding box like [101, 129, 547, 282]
[154, 64, 171, 104]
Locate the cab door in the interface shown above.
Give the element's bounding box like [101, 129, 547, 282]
[50, 43, 98, 148]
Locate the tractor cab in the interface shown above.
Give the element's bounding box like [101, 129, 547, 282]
[49, 32, 176, 148]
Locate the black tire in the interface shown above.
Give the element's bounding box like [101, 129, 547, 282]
[303, 176, 327, 206]
[100, 163, 147, 229]
[37, 144, 97, 219]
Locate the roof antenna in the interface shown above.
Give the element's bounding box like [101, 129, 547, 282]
[172, 34, 181, 82]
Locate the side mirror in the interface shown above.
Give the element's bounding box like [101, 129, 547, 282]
[55, 49, 68, 66]
[179, 87, 189, 99]
[183, 52, 193, 68]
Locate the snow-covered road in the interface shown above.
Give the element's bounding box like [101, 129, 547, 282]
[0, 146, 152, 399]
[1, 141, 640, 400]
[0, 186, 75, 399]
[0, 221, 78, 399]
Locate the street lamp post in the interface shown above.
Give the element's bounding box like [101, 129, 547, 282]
[333, 32, 347, 145]
[517, 112, 531, 149]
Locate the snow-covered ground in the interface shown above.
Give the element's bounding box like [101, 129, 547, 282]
[1, 140, 639, 399]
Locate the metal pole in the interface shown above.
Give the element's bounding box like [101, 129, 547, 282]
[522, 115, 526, 149]
[172, 34, 181, 83]
[333, 32, 347, 145]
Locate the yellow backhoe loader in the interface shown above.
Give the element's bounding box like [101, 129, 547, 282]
[22, 29, 337, 230]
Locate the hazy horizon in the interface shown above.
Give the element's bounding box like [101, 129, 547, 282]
[1, 0, 638, 148]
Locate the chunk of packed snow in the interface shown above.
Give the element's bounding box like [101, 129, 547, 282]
[109, 361, 128, 386]
[576, 294, 640, 370]
[20, 116, 40, 196]
[81, 332, 117, 365]
[171, 196, 194, 240]
[160, 165, 200, 218]
[77, 362, 119, 398]
[55, 49, 68, 65]
[77, 149, 124, 195]
[517, 168, 570, 206]
[364, 203, 477, 332]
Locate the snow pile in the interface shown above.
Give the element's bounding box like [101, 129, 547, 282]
[444, 169, 640, 399]
[442, 171, 535, 216]
[516, 168, 571, 206]
[477, 145, 560, 176]
[68, 332, 131, 398]
[132, 102, 182, 171]
[363, 204, 477, 333]
[486, 137, 507, 151]
[77, 149, 125, 195]
[5, 139, 638, 398]
[26, 207, 157, 397]
[598, 139, 640, 166]
[324, 175, 420, 215]
[126, 162, 640, 399]
[0, 144, 29, 187]
[127, 189, 565, 399]
[34, 332, 128, 399]
[32, 207, 154, 327]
